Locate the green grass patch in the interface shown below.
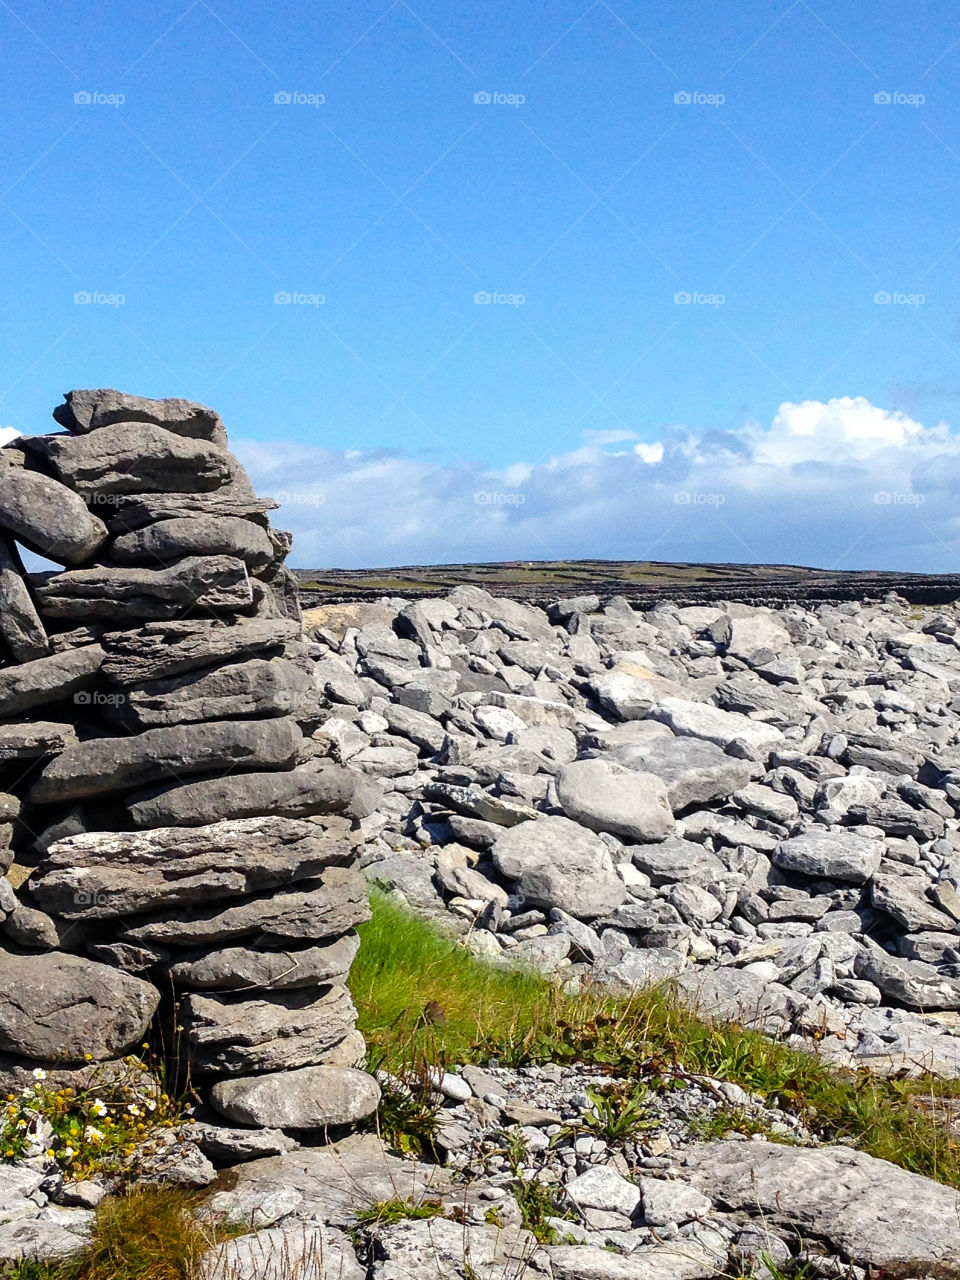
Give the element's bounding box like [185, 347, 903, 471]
[352, 894, 960, 1187]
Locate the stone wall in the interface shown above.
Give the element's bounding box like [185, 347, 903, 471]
[0, 389, 380, 1133]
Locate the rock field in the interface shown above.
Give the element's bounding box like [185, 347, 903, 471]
[1, 390, 960, 1276]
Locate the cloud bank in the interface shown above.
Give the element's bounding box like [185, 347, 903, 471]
[234, 397, 960, 573]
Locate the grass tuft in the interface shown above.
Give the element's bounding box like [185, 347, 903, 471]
[352, 893, 960, 1186]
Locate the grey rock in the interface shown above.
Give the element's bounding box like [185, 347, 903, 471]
[0, 1216, 90, 1263]
[119, 866, 369, 947]
[0, 467, 108, 565]
[32, 555, 252, 622]
[564, 1166, 641, 1217]
[638, 1177, 712, 1226]
[0, 721, 76, 761]
[548, 1242, 722, 1280]
[631, 840, 727, 886]
[0, 1166, 46, 1226]
[53, 388, 227, 445]
[0, 949, 159, 1062]
[32, 716, 301, 803]
[610, 736, 753, 811]
[0, 534, 49, 662]
[29, 422, 232, 496]
[128, 764, 381, 828]
[422, 782, 538, 826]
[591, 947, 687, 991]
[869, 875, 957, 933]
[104, 657, 309, 729]
[2, 904, 97, 952]
[181, 982, 361, 1075]
[199, 1222, 363, 1280]
[107, 491, 276, 533]
[139, 1139, 216, 1188]
[683, 1139, 960, 1274]
[209, 1065, 380, 1128]
[100, 617, 298, 686]
[30, 814, 353, 918]
[772, 831, 883, 884]
[168, 933, 359, 991]
[587, 669, 660, 720]
[492, 815, 627, 919]
[675, 968, 800, 1033]
[111, 515, 274, 569]
[189, 1123, 298, 1162]
[713, 611, 790, 660]
[556, 759, 675, 843]
[855, 948, 960, 1010]
[649, 697, 784, 752]
[371, 1217, 549, 1280]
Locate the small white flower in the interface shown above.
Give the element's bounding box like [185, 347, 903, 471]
[146, 1100, 156, 1112]
[31, 1069, 46, 1082]
[127, 1104, 140, 1117]
[90, 1100, 107, 1118]
[62, 1146, 75, 1161]
[83, 1126, 103, 1144]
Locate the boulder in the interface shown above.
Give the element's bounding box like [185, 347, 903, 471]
[556, 758, 675, 842]
[548, 1243, 721, 1280]
[29, 814, 353, 918]
[119, 866, 370, 947]
[772, 831, 883, 884]
[491, 816, 627, 919]
[110, 515, 275, 569]
[0, 645, 103, 717]
[855, 948, 960, 1010]
[127, 764, 381, 828]
[0, 535, 49, 662]
[0, 467, 108, 565]
[610, 737, 753, 810]
[209, 1064, 380, 1128]
[648, 697, 783, 752]
[32, 555, 252, 621]
[631, 839, 728, 885]
[107, 492, 276, 533]
[100, 617, 298, 685]
[167, 933, 359, 991]
[32, 716, 301, 803]
[53, 388, 227, 446]
[199, 1223, 363, 1280]
[683, 1139, 960, 1274]
[103, 657, 309, 730]
[370, 1218, 549, 1280]
[27, 423, 232, 495]
[0, 721, 76, 761]
[0, 949, 159, 1062]
[181, 982, 361, 1074]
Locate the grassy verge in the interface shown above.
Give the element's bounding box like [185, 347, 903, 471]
[352, 893, 960, 1187]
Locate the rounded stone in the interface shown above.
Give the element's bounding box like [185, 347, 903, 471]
[209, 1065, 381, 1129]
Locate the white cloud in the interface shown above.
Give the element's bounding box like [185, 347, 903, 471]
[0, 428, 21, 448]
[234, 396, 960, 573]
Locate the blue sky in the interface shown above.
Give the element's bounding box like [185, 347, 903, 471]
[2, 0, 960, 570]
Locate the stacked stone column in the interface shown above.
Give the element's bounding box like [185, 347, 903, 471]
[0, 389, 380, 1134]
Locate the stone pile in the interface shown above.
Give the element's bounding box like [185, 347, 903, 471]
[0, 389, 380, 1137]
[302, 585, 960, 1079]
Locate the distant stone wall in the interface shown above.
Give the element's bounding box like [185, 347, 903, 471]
[0, 389, 380, 1133]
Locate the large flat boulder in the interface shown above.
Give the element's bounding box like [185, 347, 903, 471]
[209, 1067, 380, 1131]
[556, 758, 675, 842]
[101, 617, 298, 685]
[127, 765, 382, 828]
[491, 815, 627, 919]
[29, 814, 353, 918]
[53, 388, 227, 446]
[608, 736, 754, 810]
[181, 982, 361, 1074]
[199, 1222, 363, 1280]
[855, 948, 960, 1010]
[371, 1218, 551, 1279]
[118, 866, 370, 947]
[103, 657, 309, 730]
[110, 515, 274, 569]
[0, 645, 102, 717]
[0, 721, 76, 761]
[683, 1139, 960, 1274]
[772, 831, 883, 884]
[107, 492, 276, 534]
[32, 556, 252, 621]
[0, 950, 159, 1062]
[0, 468, 108, 566]
[648, 697, 783, 752]
[27, 423, 232, 495]
[31, 717, 302, 803]
[167, 933, 359, 992]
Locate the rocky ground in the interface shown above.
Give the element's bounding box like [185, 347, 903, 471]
[8, 583, 960, 1277]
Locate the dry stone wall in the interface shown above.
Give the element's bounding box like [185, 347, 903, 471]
[0, 389, 380, 1132]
